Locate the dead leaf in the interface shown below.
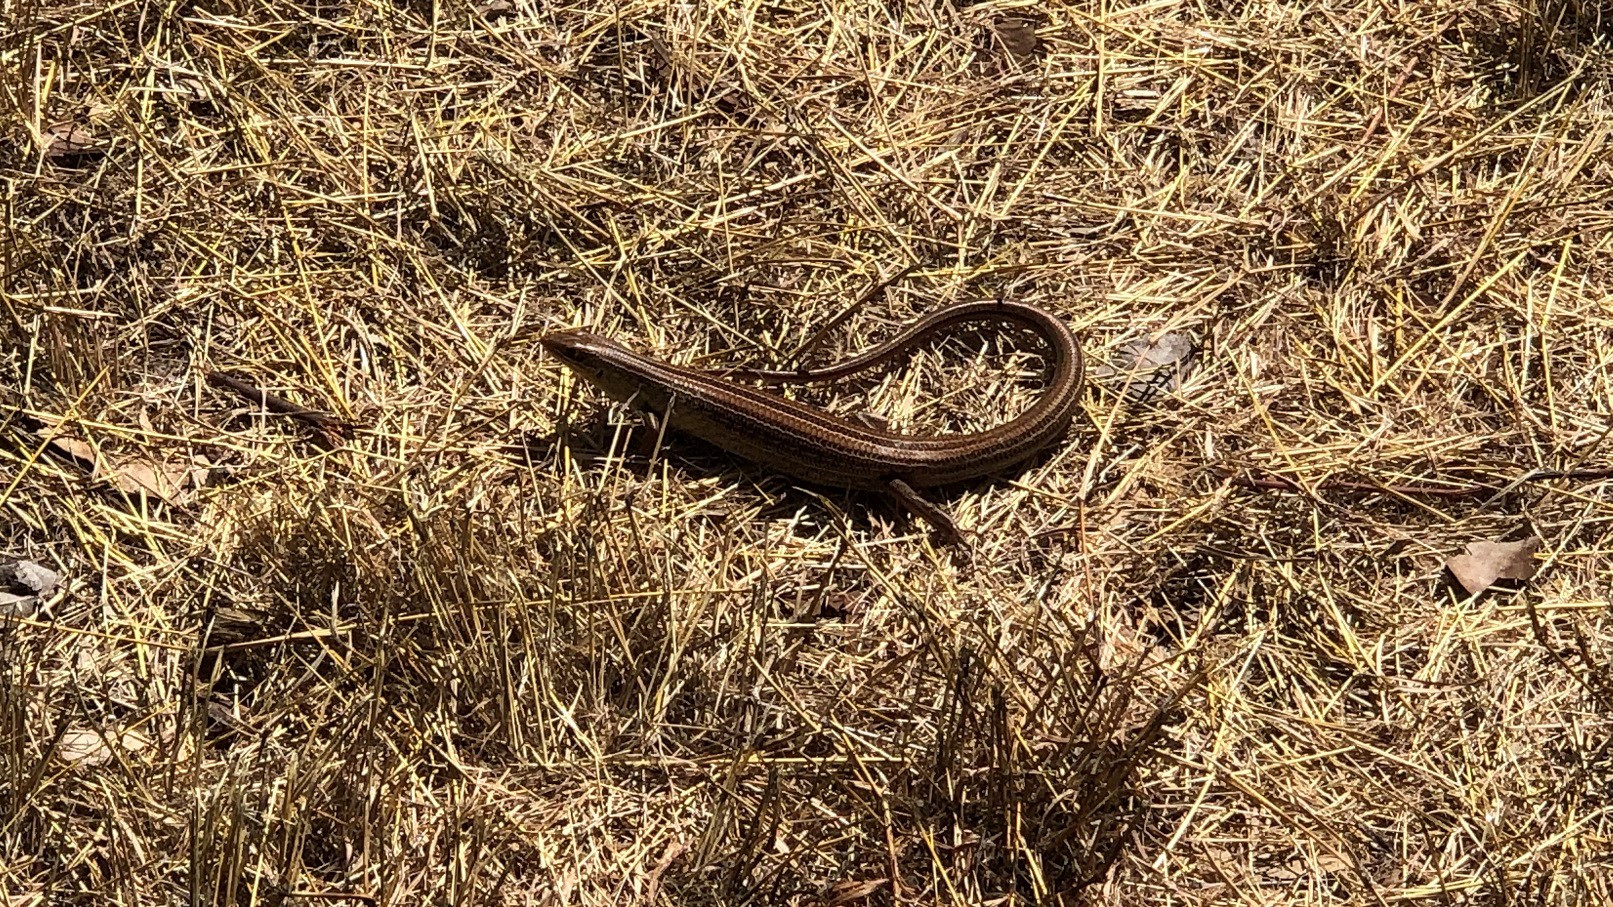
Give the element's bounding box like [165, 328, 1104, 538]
[995, 18, 1041, 56]
[0, 591, 36, 618]
[109, 458, 195, 506]
[3, 558, 60, 597]
[43, 121, 98, 160]
[43, 428, 199, 506]
[118, 728, 156, 755]
[0, 558, 58, 619]
[1094, 332, 1201, 402]
[52, 726, 155, 766]
[46, 435, 99, 469]
[1445, 536, 1541, 596]
[55, 729, 114, 766]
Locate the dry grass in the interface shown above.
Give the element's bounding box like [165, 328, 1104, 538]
[3, 0, 1613, 903]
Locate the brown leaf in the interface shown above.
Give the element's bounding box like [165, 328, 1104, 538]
[43, 121, 97, 159]
[110, 458, 195, 506]
[1445, 536, 1541, 596]
[55, 729, 115, 766]
[42, 428, 198, 506]
[53, 726, 154, 766]
[995, 17, 1041, 56]
[46, 435, 100, 470]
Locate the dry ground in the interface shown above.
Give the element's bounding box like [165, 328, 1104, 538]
[4, 0, 1613, 904]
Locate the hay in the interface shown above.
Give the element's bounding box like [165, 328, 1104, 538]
[3, 0, 1611, 903]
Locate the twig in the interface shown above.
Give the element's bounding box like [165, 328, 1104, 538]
[1356, 53, 1421, 146]
[206, 371, 353, 440]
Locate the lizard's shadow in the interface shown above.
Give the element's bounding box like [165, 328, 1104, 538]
[528, 404, 1068, 547]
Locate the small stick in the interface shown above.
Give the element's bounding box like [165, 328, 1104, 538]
[206, 371, 351, 438]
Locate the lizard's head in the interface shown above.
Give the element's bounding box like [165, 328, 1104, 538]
[540, 328, 648, 405]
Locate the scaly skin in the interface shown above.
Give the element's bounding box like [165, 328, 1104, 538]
[541, 300, 1084, 541]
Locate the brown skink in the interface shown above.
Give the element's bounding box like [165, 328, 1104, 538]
[540, 300, 1084, 541]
